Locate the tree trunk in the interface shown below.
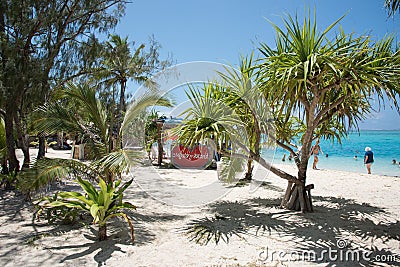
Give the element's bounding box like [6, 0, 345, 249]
[157, 120, 163, 166]
[115, 79, 127, 146]
[280, 181, 294, 208]
[14, 112, 30, 169]
[240, 158, 253, 182]
[118, 80, 126, 123]
[280, 127, 315, 213]
[247, 141, 314, 212]
[37, 132, 46, 159]
[57, 131, 63, 149]
[280, 160, 314, 212]
[20, 144, 30, 169]
[4, 107, 19, 173]
[98, 223, 107, 241]
[283, 182, 311, 212]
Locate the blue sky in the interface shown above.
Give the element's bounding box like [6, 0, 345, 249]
[115, 0, 400, 130]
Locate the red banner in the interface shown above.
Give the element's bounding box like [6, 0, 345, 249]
[171, 144, 213, 169]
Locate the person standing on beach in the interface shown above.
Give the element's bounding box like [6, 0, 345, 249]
[364, 147, 374, 174]
[310, 139, 323, 170]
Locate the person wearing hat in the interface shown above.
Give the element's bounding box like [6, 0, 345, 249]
[364, 147, 374, 174]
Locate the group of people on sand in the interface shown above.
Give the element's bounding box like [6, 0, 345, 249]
[309, 140, 375, 174]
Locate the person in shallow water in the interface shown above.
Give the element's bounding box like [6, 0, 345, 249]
[364, 147, 374, 174]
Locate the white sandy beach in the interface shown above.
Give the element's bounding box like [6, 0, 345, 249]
[0, 148, 399, 266]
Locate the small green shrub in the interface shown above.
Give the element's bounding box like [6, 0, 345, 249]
[36, 177, 136, 241]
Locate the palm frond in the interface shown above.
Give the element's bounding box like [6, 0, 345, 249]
[60, 82, 109, 144]
[385, 0, 400, 17]
[218, 156, 246, 183]
[34, 102, 83, 134]
[91, 149, 144, 177]
[121, 91, 173, 134]
[18, 158, 102, 194]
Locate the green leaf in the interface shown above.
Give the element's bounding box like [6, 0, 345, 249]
[90, 204, 100, 220]
[77, 177, 99, 201]
[121, 202, 137, 210]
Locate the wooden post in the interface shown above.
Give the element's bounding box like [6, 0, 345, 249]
[156, 119, 164, 166]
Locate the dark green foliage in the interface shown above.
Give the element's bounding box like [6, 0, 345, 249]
[0, 0, 128, 172]
[35, 193, 81, 225]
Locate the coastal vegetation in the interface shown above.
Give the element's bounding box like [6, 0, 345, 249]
[0, 0, 398, 249]
[0, 0, 172, 241]
[23, 82, 171, 240]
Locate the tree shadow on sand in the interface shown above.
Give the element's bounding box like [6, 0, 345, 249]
[0, 188, 186, 266]
[182, 196, 400, 266]
[31, 210, 185, 266]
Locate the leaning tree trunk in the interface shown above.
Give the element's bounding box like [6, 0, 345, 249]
[249, 145, 314, 213]
[98, 223, 107, 241]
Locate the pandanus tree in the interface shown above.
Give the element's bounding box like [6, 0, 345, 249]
[254, 11, 400, 211]
[177, 11, 399, 212]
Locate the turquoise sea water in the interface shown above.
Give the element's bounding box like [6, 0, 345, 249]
[261, 131, 400, 177]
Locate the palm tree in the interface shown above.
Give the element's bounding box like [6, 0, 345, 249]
[93, 35, 171, 145]
[96, 35, 146, 122]
[216, 55, 270, 181]
[254, 10, 400, 211]
[33, 82, 173, 183]
[176, 56, 273, 181]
